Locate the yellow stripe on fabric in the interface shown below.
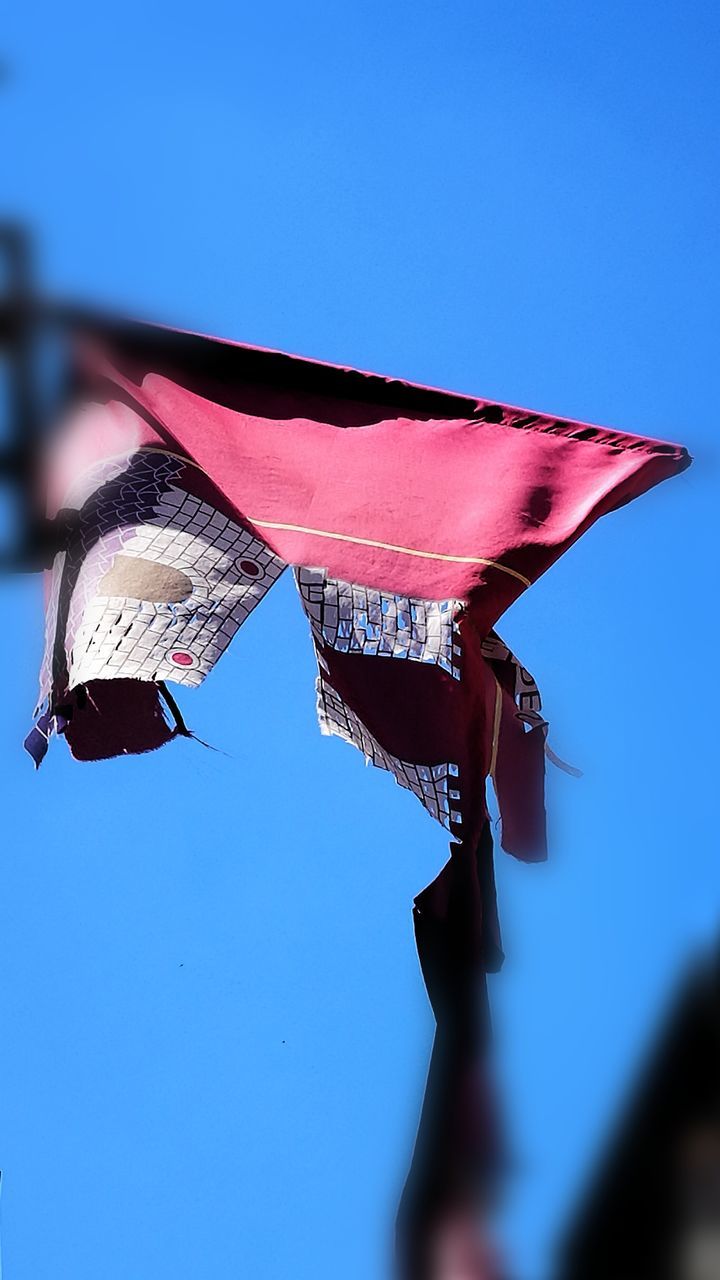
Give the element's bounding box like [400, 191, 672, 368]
[247, 518, 532, 585]
[488, 674, 503, 779]
[132, 446, 532, 586]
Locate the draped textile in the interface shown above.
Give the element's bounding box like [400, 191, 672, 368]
[28, 318, 689, 861]
[26, 317, 690, 1277]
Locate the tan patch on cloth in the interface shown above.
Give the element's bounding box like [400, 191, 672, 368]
[98, 556, 193, 603]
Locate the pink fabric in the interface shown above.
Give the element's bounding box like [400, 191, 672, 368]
[89, 349, 685, 627]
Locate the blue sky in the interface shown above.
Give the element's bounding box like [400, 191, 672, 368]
[1, 2, 717, 1276]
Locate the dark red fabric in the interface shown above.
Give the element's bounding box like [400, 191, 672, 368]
[62, 679, 175, 760]
[397, 827, 503, 1279]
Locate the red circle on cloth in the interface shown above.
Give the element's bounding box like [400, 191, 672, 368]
[239, 559, 262, 578]
[170, 651, 195, 667]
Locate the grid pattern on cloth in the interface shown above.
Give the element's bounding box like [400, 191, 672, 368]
[316, 672, 461, 830]
[481, 633, 543, 721]
[296, 567, 462, 678]
[38, 450, 285, 702]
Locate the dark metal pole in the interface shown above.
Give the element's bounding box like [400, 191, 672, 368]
[0, 223, 51, 571]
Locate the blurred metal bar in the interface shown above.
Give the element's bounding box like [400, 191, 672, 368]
[0, 223, 51, 570]
[556, 941, 720, 1280]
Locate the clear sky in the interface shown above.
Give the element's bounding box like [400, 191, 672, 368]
[1, 3, 717, 1277]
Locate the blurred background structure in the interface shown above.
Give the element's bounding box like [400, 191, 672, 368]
[0, 225, 42, 569]
[558, 942, 720, 1279]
